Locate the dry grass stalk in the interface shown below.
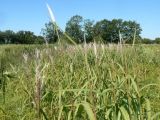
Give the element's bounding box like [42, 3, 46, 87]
[132, 27, 137, 47]
[46, 3, 60, 44]
[93, 42, 97, 59]
[34, 49, 41, 118]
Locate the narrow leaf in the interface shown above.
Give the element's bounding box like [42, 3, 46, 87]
[81, 101, 96, 120]
[145, 98, 151, 120]
[120, 106, 130, 120]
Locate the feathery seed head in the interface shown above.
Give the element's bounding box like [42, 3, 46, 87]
[46, 3, 56, 23]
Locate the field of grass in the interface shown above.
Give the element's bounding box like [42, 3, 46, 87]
[0, 44, 160, 120]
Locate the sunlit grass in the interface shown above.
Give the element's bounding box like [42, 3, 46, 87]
[0, 44, 160, 119]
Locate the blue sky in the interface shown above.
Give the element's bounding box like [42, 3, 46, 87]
[0, 0, 160, 39]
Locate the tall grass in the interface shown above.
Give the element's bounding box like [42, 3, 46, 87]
[0, 44, 160, 119]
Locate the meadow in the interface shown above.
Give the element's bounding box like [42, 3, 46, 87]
[0, 44, 160, 120]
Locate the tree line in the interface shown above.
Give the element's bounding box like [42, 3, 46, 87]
[0, 15, 160, 44]
[0, 30, 44, 44]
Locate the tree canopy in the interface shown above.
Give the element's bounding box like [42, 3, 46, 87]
[65, 15, 142, 44]
[1, 15, 160, 44]
[65, 15, 84, 43]
[0, 30, 45, 44]
[41, 22, 59, 44]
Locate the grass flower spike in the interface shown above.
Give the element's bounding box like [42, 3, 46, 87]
[46, 3, 56, 23]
